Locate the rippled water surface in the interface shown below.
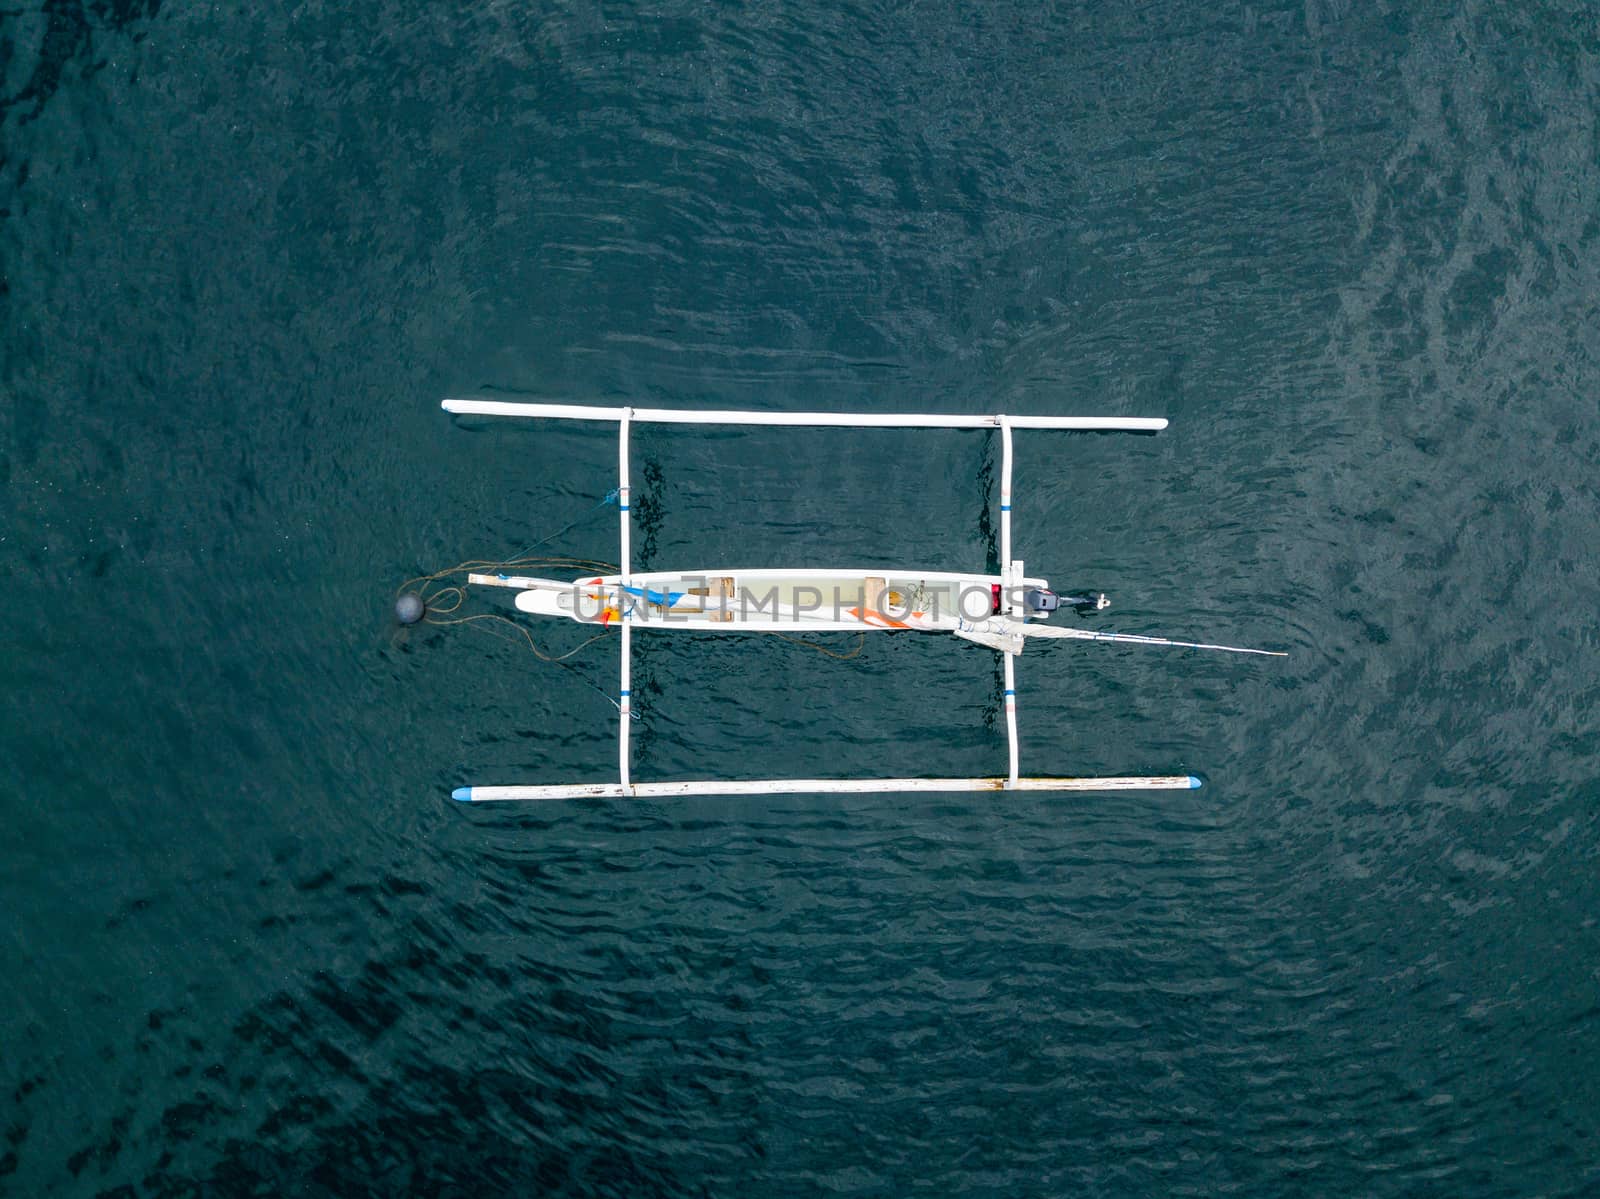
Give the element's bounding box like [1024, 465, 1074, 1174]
[4, 1, 1599, 1193]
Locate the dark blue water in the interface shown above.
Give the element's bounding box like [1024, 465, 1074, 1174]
[4, 1, 1599, 1193]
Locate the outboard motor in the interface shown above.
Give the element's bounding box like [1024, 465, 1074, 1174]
[1024, 588, 1061, 617]
[1001, 587, 1111, 618]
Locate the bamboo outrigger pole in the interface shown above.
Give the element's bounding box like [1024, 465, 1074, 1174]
[441, 398, 1168, 433]
[453, 777, 1203, 802]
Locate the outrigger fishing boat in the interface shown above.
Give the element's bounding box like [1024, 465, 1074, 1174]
[438, 399, 1284, 802]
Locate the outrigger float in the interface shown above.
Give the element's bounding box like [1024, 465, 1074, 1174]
[440, 400, 1284, 802]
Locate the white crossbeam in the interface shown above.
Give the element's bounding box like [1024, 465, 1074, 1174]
[618, 409, 633, 790]
[1000, 416, 1020, 788]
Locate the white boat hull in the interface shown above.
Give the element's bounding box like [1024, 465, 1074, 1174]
[507, 567, 1049, 632]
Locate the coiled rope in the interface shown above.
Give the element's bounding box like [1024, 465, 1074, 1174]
[398, 486, 867, 704]
[393, 490, 631, 709]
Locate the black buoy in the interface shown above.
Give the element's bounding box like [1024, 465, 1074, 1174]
[395, 592, 425, 625]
